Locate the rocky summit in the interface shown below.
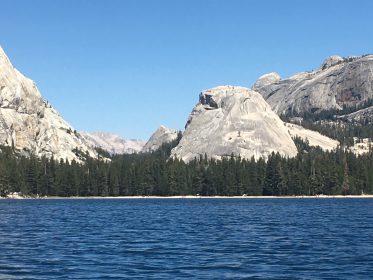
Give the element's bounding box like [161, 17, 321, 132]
[142, 125, 178, 153]
[171, 86, 298, 162]
[253, 54, 373, 115]
[0, 47, 98, 162]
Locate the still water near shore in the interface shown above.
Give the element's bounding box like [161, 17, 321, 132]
[1, 198, 373, 279]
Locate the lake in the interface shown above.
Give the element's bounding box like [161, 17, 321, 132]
[0, 198, 373, 279]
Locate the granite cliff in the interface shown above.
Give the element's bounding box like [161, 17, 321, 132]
[171, 86, 299, 162]
[253, 55, 373, 115]
[0, 47, 98, 161]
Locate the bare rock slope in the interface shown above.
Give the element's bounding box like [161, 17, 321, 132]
[339, 106, 373, 124]
[171, 86, 298, 162]
[253, 55, 373, 115]
[0, 46, 98, 161]
[285, 123, 339, 151]
[142, 125, 178, 153]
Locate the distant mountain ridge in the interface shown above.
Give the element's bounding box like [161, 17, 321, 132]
[82, 132, 145, 154]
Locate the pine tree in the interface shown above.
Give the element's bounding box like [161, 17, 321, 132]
[26, 157, 38, 195]
[342, 161, 350, 195]
[263, 153, 284, 196]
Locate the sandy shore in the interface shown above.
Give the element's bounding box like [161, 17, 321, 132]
[2, 194, 373, 199]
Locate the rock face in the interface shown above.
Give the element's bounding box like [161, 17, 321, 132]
[339, 106, 373, 124]
[253, 55, 373, 115]
[170, 86, 298, 162]
[0, 46, 98, 161]
[82, 132, 145, 154]
[142, 125, 178, 153]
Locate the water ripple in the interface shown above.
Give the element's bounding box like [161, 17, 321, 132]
[0, 198, 373, 279]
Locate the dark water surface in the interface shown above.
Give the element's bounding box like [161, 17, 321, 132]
[0, 198, 373, 279]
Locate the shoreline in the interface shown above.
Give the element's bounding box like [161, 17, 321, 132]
[2, 194, 373, 199]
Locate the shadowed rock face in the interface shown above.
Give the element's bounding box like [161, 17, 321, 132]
[340, 106, 373, 124]
[253, 55, 373, 115]
[171, 86, 298, 162]
[0, 46, 98, 161]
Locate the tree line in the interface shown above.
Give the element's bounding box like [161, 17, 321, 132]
[0, 136, 372, 197]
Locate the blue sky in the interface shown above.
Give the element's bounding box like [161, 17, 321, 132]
[1, 0, 373, 140]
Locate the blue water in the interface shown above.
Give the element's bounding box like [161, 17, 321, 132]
[1, 198, 373, 279]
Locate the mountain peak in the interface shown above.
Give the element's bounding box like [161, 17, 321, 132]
[253, 72, 281, 89]
[157, 125, 173, 132]
[171, 86, 298, 162]
[0, 47, 98, 161]
[320, 55, 344, 69]
[142, 125, 178, 153]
